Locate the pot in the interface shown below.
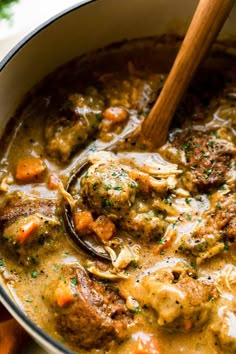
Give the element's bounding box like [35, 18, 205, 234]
[0, 0, 236, 353]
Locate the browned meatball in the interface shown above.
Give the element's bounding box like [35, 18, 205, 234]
[47, 266, 132, 349]
[120, 209, 167, 240]
[80, 162, 138, 220]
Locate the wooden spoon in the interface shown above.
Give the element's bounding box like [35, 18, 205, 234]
[142, 0, 235, 147]
[64, 0, 235, 262]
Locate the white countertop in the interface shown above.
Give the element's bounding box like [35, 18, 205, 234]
[0, 0, 80, 60]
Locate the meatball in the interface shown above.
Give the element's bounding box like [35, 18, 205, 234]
[138, 264, 218, 331]
[45, 89, 104, 162]
[80, 162, 138, 220]
[0, 192, 62, 265]
[120, 209, 167, 240]
[47, 266, 132, 349]
[171, 129, 236, 190]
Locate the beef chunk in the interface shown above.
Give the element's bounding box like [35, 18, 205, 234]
[212, 195, 236, 240]
[0, 192, 57, 228]
[212, 308, 236, 353]
[45, 88, 104, 162]
[48, 266, 131, 349]
[80, 162, 138, 220]
[138, 264, 218, 331]
[0, 192, 61, 265]
[171, 130, 236, 190]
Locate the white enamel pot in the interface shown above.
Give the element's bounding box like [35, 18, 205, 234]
[0, 0, 236, 352]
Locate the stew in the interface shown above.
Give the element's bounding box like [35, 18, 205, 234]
[0, 37, 235, 354]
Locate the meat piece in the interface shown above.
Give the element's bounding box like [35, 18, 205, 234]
[171, 130, 236, 190]
[137, 264, 218, 331]
[45, 88, 104, 162]
[80, 162, 138, 220]
[212, 195, 236, 240]
[0, 192, 61, 265]
[47, 266, 131, 349]
[212, 308, 236, 353]
[178, 194, 236, 261]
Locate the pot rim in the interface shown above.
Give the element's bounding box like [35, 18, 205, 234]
[0, 1, 96, 353]
[0, 0, 94, 71]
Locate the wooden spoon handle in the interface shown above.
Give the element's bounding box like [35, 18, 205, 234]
[142, 0, 235, 146]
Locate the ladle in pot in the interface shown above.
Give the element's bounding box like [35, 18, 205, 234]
[64, 0, 234, 261]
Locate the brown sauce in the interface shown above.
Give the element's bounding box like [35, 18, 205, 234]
[0, 37, 235, 354]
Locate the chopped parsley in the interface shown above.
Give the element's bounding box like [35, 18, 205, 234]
[105, 200, 114, 207]
[224, 243, 230, 251]
[31, 271, 38, 279]
[208, 141, 214, 148]
[114, 185, 122, 191]
[71, 277, 78, 286]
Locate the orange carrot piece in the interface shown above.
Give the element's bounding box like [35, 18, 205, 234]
[183, 319, 193, 331]
[132, 333, 162, 354]
[17, 216, 40, 243]
[15, 157, 46, 183]
[48, 174, 60, 190]
[54, 281, 74, 307]
[103, 107, 128, 123]
[90, 215, 116, 242]
[73, 211, 94, 233]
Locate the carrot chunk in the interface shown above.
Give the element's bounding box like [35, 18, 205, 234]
[54, 281, 74, 307]
[73, 211, 94, 233]
[16, 157, 46, 183]
[132, 332, 161, 354]
[103, 107, 128, 123]
[183, 319, 193, 331]
[90, 215, 116, 242]
[17, 216, 40, 243]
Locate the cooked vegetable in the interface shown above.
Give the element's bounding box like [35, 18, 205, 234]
[15, 157, 46, 183]
[0, 38, 235, 354]
[132, 332, 161, 354]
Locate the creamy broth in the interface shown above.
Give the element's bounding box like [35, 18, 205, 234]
[0, 38, 235, 354]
